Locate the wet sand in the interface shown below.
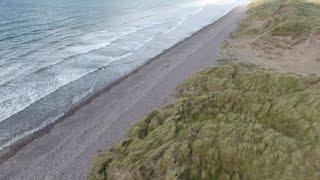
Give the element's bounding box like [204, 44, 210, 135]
[0, 5, 247, 180]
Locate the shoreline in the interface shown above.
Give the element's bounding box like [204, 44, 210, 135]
[0, 4, 243, 164]
[0, 3, 241, 158]
[0, 5, 247, 179]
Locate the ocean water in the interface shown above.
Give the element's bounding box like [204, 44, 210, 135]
[0, 0, 246, 150]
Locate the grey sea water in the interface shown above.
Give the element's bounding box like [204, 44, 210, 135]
[0, 0, 246, 150]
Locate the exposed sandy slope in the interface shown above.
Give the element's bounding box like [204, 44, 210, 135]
[222, 26, 320, 75]
[0, 5, 247, 180]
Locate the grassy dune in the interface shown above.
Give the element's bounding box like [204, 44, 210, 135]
[223, 0, 320, 75]
[234, 0, 320, 38]
[88, 63, 320, 179]
[88, 0, 320, 179]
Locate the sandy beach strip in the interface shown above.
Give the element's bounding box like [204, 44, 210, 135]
[0, 5, 247, 180]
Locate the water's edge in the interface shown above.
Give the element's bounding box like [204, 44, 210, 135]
[0, 6, 239, 164]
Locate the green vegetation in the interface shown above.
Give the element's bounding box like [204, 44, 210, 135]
[88, 1, 320, 179]
[233, 0, 320, 39]
[88, 63, 320, 180]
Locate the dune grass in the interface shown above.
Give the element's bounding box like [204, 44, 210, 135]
[233, 0, 320, 39]
[87, 1, 320, 179]
[87, 63, 320, 180]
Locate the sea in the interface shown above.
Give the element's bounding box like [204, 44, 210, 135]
[0, 0, 246, 150]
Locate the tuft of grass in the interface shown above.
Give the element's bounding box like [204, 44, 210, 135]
[234, 0, 320, 39]
[221, 40, 230, 49]
[87, 63, 320, 180]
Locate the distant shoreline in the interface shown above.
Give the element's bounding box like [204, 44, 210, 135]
[0, 5, 247, 179]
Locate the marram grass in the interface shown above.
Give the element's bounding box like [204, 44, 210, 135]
[88, 63, 320, 180]
[233, 0, 320, 38]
